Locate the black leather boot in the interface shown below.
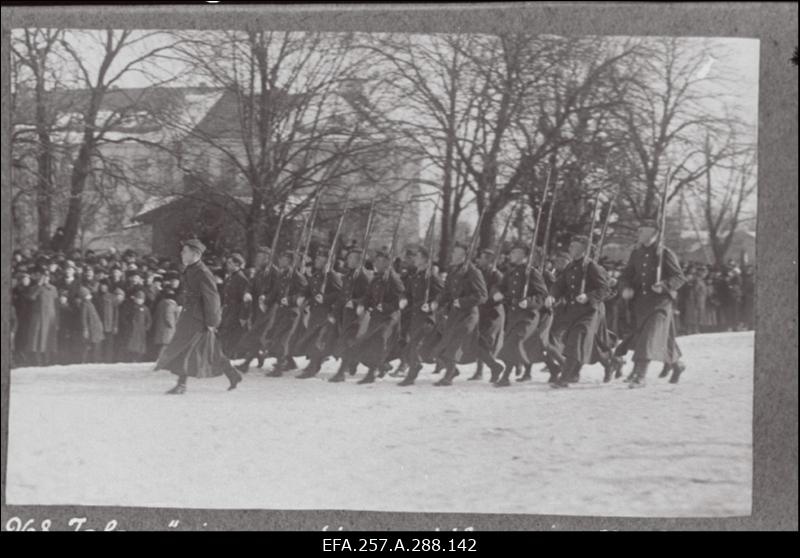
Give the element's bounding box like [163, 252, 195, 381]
[669, 361, 686, 384]
[628, 360, 650, 389]
[166, 376, 187, 395]
[358, 367, 377, 384]
[398, 364, 421, 386]
[434, 364, 457, 386]
[297, 357, 322, 379]
[225, 367, 242, 391]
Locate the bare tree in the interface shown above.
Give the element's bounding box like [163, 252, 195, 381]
[695, 138, 757, 266]
[608, 37, 746, 232]
[134, 30, 399, 263]
[55, 29, 183, 250]
[11, 28, 65, 248]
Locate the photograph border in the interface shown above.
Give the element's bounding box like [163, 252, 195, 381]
[1, 2, 797, 531]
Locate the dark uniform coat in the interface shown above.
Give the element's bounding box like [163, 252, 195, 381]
[402, 267, 445, 368]
[291, 268, 343, 359]
[477, 266, 505, 357]
[155, 260, 238, 378]
[618, 244, 686, 363]
[25, 283, 59, 354]
[234, 265, 279, 356]
[264, 267, 309, 359]
[352, 267, 406, 369]
[496, 264, 549, 366]
[218, 269, 250, 357]
[549, 259, 610, 365]
[430, 262, 488, 364]
[521, 268, 558, 364]
[333, 267, 374, 359]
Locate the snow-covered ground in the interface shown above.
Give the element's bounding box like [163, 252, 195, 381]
[6, 331, 753, 517]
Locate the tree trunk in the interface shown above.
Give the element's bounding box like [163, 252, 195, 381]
[34, 79, 53, 249]
[479, 206, 498, 250]
[62, 138, 95, 252]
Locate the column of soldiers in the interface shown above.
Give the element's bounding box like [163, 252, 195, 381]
[198, 199, 689, 391]
[13, 193, 738, 391]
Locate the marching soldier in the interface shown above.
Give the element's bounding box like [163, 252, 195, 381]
[262, 250, 310, 376]
[294, 245, 344, 379]
[329, 247, 374, 382]
[493, 243, 550, 387]
[429, 242, 489, 386]
[351, 250, 406, 384]
[388, 249, 419, 377]
[618, 219, 688, 387]
[157, 239, 242, 394]
[470, 249, 506, 382]
[218, 253, 251, 358]
[398, 247, 445, 386]
[548, 235, 611, 388]
[516, 251, 561, 382]
[235, 247, 279, 372]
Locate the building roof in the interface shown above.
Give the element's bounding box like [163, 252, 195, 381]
[13, 86, 223, 135]
[191, 89, 310, 139]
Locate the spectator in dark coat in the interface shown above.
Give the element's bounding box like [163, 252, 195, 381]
[125, 290, 152, 362]
[78, 286, 105, 363]
[97, 284, 122, 363]
[25, 268, 60, 366]
[152, 288, 180, 362]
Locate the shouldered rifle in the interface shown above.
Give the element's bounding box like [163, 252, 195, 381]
[299, 186, 325, 275]
[465, 204, 489, 272]
[539, 169, 560, 273]
[379, 202, 406, 305]
[267, 201, 288, 270]
[422, 199, 438, 305]
[492, 198, 521, 271]
[521, 167, 552, 300]
[320, 189, 353, 297]
[579, 191, 602, 294]
[347, 199, 377, 301]
[595, 188, 618, 262]
[656, 167, 671, 284]
[282, 214, 309, 300]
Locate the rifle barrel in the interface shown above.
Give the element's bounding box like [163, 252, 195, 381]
[579, 191, 602, 293]
[539, 171, 560, 272]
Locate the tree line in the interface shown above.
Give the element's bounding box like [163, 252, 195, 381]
[11, 29, 756, 266]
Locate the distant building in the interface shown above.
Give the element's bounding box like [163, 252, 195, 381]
[12, 83, 422, 260]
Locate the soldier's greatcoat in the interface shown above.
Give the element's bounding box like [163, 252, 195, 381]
[155, 260, 238, 378]
[352, 268, 406, 369]
[549, 259, 610, 365]
[264, 267, 310, 359]
[218, 269, 250, 357]
[496, 263, 549, 366]
[234, 265, 279, 355]
[333, 267, 374, 359]
[618, 244, 686, 363]
[291, 268, 343, 360]
[402, 268, 445, 369]
[477, 265, 505, 358]
[430, 262, 488, 364]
